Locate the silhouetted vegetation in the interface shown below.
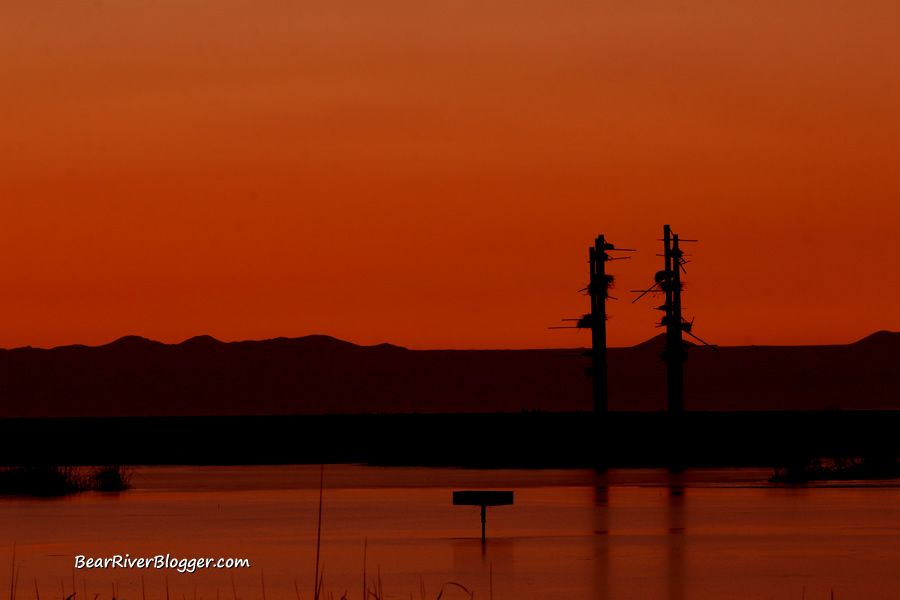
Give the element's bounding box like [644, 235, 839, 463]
[0, 465, 132, 496]
[87, 465, 134, 491]
[770, 457, 900, 483]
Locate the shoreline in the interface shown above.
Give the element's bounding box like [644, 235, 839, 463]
[2, 411, 898, 469]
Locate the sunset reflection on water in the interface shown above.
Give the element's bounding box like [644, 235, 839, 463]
[2, 466, 900, 600]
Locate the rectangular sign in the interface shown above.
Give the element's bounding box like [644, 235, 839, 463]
[452, 491, 514, 506]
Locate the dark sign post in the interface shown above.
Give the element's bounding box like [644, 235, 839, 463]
[452, 490, 514, 543]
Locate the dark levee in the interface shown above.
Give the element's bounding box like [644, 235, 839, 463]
[2, 410, 900, 468]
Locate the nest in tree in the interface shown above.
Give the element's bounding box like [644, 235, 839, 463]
[659, 280, 684, 292]
[659, 315, 679, 327]
[577, 313, 608, 328]
[584, 274, 615, 297]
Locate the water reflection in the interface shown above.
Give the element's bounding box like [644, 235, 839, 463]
[4, 466, 900, 599]
[593, 478, 609, 600]
[452, 538, 514, 571]
[667, 473, 685, 600]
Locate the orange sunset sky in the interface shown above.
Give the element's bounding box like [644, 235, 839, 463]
[3, 0, 899, 351]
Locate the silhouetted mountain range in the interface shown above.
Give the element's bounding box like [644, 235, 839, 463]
[1, 332, 898, 417]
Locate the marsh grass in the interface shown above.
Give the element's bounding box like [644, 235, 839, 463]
[87, 466, 134, 492]
[771, 457, 900, 483]
[9, 464, 471, 600]
[20, 576, 842, 600]
[307, 467, 471, 600]
[0, 466, 132, 496]
[0, 467, 83, 496]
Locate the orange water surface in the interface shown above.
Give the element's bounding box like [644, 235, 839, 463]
[2, 466, 900, 600]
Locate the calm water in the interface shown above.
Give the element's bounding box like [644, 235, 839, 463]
[3, 466, 900, 600]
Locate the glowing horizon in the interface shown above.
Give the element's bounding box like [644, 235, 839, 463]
[4, 0, 899, 351]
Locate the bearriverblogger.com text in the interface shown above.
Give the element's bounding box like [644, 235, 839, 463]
[75, 554, 250, 574]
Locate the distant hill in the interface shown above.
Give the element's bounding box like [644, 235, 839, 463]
[0, 332, 898, 417]
[610, 331, 900, 411]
